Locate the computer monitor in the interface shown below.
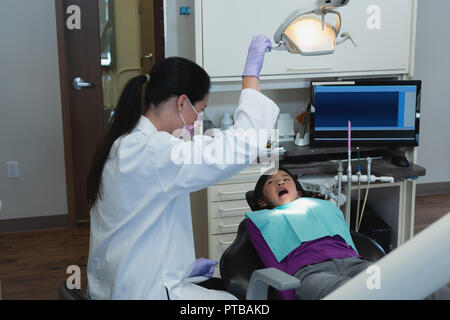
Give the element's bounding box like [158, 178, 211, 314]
[309, 80, 422, 147]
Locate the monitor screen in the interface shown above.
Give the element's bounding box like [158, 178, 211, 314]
[310, 80, 421, 147]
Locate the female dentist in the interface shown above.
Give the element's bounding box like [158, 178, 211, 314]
[86, 35, 279, 300]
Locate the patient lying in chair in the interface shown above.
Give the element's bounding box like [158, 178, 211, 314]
[246, 168, 450, 300]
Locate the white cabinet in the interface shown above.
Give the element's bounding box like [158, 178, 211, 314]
[171, 0, 417, 85]
[206, 165, 263, 276]
[331, 0, 415, 75]
[199, 0, 336, 79]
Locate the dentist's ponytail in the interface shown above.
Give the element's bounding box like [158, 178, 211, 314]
[87, 57, 210, 208]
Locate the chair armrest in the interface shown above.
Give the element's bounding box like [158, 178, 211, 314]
[246, 267, 301, 300]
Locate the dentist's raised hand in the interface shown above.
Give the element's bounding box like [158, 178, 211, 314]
[242, 35, 272, 79]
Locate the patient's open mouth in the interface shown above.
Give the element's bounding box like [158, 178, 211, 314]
[278, 188, 288, 197]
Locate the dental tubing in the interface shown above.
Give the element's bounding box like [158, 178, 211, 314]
[344, 121, 352, 224]
[356, 147, 361, 232]
[357, 157, 372, 232]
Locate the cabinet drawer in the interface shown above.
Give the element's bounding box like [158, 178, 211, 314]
[208, 200, 251, 218]
[209, 233, 237, 263]
[209, 216, 244, 235]
[216, 165, 264, 185]
[207, 182, 255, 202]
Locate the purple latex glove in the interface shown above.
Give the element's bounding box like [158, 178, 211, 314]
[188, 258, 218, 278]
[242, 35, 272, 79]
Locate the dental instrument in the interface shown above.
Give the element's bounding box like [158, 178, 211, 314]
[356, 147, 361, 231]
[338, 175, 394, 184]
[330, 156, 393, 232]
[357, 157, 372, 232]
[345, 120, 352, 224]
[298, 174, 338, 201]
[336, 160, 344, 208]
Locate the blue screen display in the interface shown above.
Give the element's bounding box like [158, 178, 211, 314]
[314, 86, 417, 131]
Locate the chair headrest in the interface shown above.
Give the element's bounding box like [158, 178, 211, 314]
[245, 190, 259, 211]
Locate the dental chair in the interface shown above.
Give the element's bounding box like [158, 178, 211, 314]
[219, 190, 386, 300]
[59, 191, 385, 301]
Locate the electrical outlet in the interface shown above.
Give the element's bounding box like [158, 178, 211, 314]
[7, 161, 19, 179]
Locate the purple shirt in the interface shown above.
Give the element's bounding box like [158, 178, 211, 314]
[246, 219, 360, 300]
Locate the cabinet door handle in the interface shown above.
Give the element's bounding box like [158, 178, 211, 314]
[218, 207, 248, 212]
[219, 240, 233, 246]
[286, 66, 332, 73]
[219, 223, 240, 229]
[218, 191, 244, 196]
[239, 171, 262, 175]
[218, 191, 244, 198]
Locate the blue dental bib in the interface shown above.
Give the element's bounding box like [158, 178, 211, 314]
[245, 198, 357, 262]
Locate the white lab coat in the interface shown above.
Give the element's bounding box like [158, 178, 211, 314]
[87, 88, 279, 300]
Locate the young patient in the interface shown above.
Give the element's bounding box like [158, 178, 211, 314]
[247, 168, 450, 300]
[246, 168, 373, 300]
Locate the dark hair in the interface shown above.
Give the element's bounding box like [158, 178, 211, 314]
[87, 57, 210, 207]
[252, 167, 304, 210]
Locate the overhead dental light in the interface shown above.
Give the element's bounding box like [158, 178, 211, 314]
[274, 0, 357, 55]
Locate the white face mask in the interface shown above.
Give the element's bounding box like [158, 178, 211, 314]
[178, 98, 203, 139]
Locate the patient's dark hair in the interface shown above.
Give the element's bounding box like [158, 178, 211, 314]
[87, 57, 210, 208]
[252, 167, 305, 210]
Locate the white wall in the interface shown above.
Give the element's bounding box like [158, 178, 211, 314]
[413, 0, 450, 184]
[164, 0, 196, 61]
[204, 89, 309, 133]
[0, 0, 67, 220]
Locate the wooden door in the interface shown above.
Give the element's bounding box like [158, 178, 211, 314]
[55, 0, 164, 225]
[55, 0, 104, 225]
[140, 0, 156, 74]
